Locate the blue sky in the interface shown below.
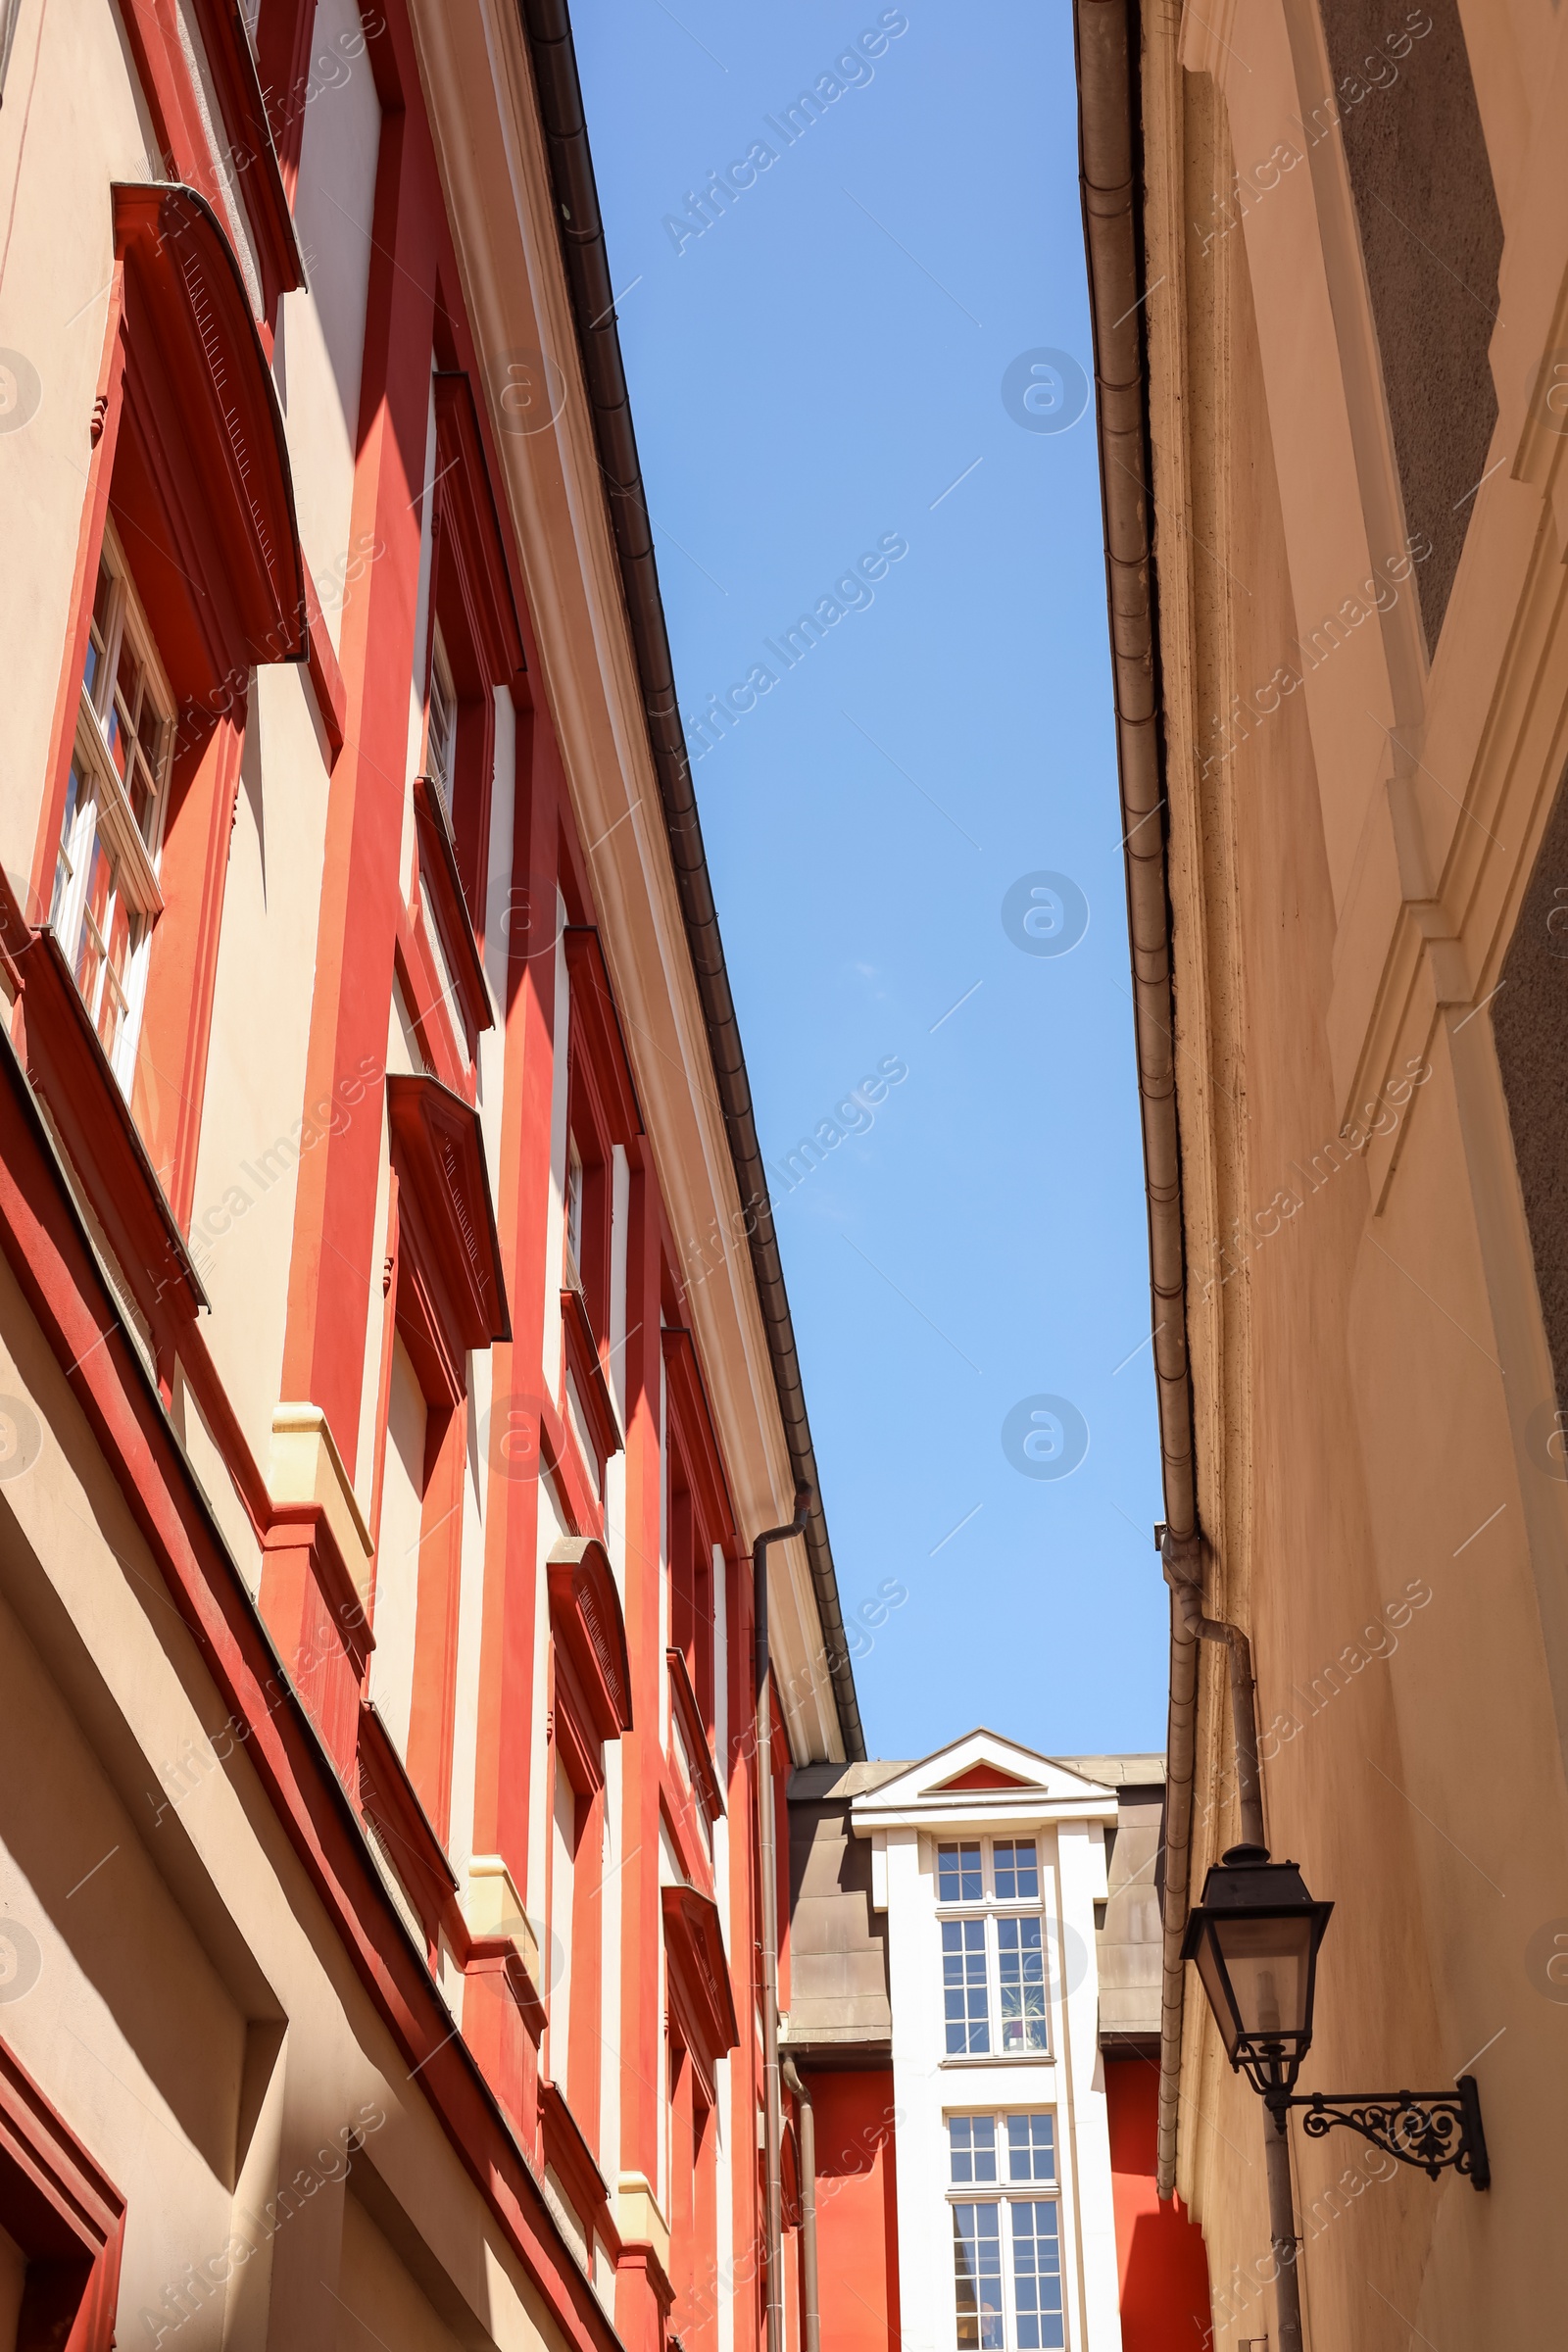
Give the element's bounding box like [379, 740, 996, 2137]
[574, 1, 1167, 1761]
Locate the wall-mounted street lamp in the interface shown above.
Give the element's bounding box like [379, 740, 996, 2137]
[1182, 1845, 1490, 2351]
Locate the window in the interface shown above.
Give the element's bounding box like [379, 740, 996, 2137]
[51, 527, 172, 1085]
[939, 1841, 984, 1902]
[425, 624, 457, 807]
[997, 1918, 1047, 2053]
[949, 2114, 1062, 2352]
[564, 1135, 584, 1281]
[993, 1840, 1039, 1901]
[943, 1919, 991, 2055]
[938, 1838, 1050, 2057]
[948, 2114, 998, 2184]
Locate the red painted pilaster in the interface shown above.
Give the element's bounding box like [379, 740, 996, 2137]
[279, 102, 439, 1468]
[616, 1160, 669, 2347]
[470, 701, 558, 1894]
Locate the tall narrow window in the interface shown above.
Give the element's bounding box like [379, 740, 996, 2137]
[943, 1919, 990, 2055]
[51, 526, 172, 1086]
[564, 1135, 584, 1282]
[952, 2201, 1003, 2350]
[938, 1837, 1051, 2058]
[425, 625, 457, 808]
[997, 1918, 1047, 2054]
[948, 2115, 1062, 2352]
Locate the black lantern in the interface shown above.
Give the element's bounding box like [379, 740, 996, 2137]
[1181, 1844, 1333, 2105]
[1181, 1842, 1490, 2189]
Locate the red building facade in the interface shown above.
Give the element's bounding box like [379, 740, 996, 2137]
[0, 0, 858, 2343]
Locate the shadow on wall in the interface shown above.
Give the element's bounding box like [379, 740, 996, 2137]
[809, 2072, 902, 2352]
[1105, 2061, 1210, 2350]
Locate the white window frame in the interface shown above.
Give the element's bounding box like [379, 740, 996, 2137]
[936, 1835, 1051, 2059]
[51, 519, 172, 1091]
[946, 2110, 1066, 2352]
[564, 1134, 585, 1284]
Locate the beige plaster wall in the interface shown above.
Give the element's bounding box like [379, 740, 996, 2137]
[1147, 7, 1568, 2343]
[189, 664, 332, 1475]
[0, 1242, 568, 2352]
[281, 0, 383, 652]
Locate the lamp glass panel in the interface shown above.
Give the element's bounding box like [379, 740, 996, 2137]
[1193, 1932, 1244, 2060]
[1209, 1913, 1314, 2040]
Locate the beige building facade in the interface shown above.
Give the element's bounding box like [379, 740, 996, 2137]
[1076, 0, 1568, 2342]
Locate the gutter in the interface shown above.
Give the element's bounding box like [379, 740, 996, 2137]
[1071, 0, 1199, 2200]
[519, 0, 864, 1765]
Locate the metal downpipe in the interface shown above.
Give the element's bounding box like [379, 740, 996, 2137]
[783, 2059, 820, 2352]
[756, 1489, 812, 2352]
[1074, 0, 1206, 2199]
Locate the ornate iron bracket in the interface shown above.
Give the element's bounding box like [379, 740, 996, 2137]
[1283, 2074, 1490, 2190]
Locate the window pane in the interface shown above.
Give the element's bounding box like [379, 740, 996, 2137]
[998, 1917, 1049, 2052]
[71, 818, 140, 1070]
[83, 561, 114, 702]
[1006, 2115, 1056, 2184]
[1009, 2202, 1064, 2350]
[51, 762, 82, 928]
[938, 1840, 983, 1902]
[949, 2115, 997, 2184]
[993, 1839, 1040, 1901]
[952, 2204, 1003, 2351]
[428, 635, 457, 802]
[943, 1918, 990, 2055]
[108, 638, 142, 783]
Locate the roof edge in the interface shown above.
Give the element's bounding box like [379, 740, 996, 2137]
[518, 0, 864, 1759]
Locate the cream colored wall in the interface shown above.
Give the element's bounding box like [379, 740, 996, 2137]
[0, 1241, 572, 2352]
[281, 0, 383, 652]
[337, 2193, 463, 2352]
[1145, 9, 1568, 2345]
[0, 0, 153, 902]
[187, 666, 331, 1475]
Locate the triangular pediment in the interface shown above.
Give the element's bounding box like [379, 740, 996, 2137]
[849, 1728, 1117, 1820]
[930, 1760, 1042, 1794]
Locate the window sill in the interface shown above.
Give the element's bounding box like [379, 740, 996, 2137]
[940, 2051, 1054, 2069]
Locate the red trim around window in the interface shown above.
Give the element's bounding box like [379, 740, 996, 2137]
[0, 2036, 125, 2350]
[547, 1538, 633, 1747]
[662, 1883, 739, 2104]
[386, 1072, 512, 1357]
[115, 0, 304, 323]
[412, 772, 494, 1057]
[111, 184, 305, 673]
[564, 928, 641, 1148]
[186, 0, 305, 318]
[562, 1283, 621, 1464]
[539, 2075, 612, 2237]
[12, 928, 208, 1349]
[661, 1327, 735, 1555]
[252, 0, 320, 194]
[27, 185, 307, 1234]
[666, 1646, 724, 1823]
[358, 1696, 461, 1950]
